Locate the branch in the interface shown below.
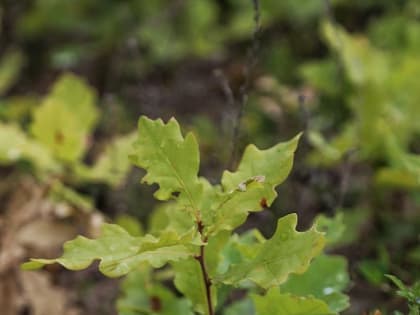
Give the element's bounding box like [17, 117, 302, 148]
[195, 220, 214, 315]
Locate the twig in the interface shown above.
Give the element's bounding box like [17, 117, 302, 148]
[228, 0, 261, 170]
[196, 244, 213, 315]
[298, 93, 311, 132]
[336, 148, 357, 210]
[195, 220, 213, 315]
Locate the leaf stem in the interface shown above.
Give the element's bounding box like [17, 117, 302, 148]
[195, 220, 214, 315]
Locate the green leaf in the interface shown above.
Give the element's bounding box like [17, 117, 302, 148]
[49, 180, 94, 211]
[0, 50, 24, 95]
[75, 132, 136, 186]
[117, 264, 194, 315]
[386, 274, 407, 291]
[173, 258, 217, 315]
[30, 73, 99, 162]
[300, 59, 341, 96]
[205, 231, 231, 276]
[217, 214, 325, 289]
[222, 133, 300, 197]
[148, 202, 195, 236]
[386, 274, 420, 313]
[280, 255, 350, 313]
[207, 134, 301, 234]
[22, 224, 196, 277]
[252, 289, 334, 315]
[397, 153, 420, 185]
[376, 167, 420, 189]
[314, 214, 346, 248]
[0, 123, 35, 164]
[0, 96, 37, 123]
[171, 233, 228, 315]
[130, 116, 202, 212]
[322, 21, 389, 86]
[306, 129, 356, 167]
[218, 229, 265, 277]
[115, 214, 144, 237]
[223, 298, 254, 315]
[359, 260, 389, 285]
[0, 122, 60, 172]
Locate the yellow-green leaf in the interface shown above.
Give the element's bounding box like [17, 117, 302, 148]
[30, 73, 98, 162]
[22, 224, 196, 277]
[130, 116, 203, 214]
[207, 134, 300, 235]
[75, 132, 136, 186]
[0, 50, 24, 95]
[0, 122, 60, 172]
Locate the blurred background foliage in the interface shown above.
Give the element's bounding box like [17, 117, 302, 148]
[0, 0, 419, 315]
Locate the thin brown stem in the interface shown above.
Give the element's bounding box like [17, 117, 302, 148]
[195, 221, 214, 315]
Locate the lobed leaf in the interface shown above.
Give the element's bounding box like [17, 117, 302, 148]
[206, 134, 301, 234]
[130, 117, 203, 213]
[217, 214, 325, 289]
[22, 224, 196, 277]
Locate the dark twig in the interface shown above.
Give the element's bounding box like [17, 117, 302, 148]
[195, 244, 213, 315]
[195, 220, 213, 315]
[298, 94, 311, 132]
[228, 0, 261, 170]
[336, 148, 357, 210]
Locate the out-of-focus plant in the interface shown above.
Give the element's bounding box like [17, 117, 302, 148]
[304, 17, 420, 189]
[15, 0, 328, 68]
[386, 275, 420, 315]
[299, 8, 420, 296]
[0, 50, 24, 96]
[13, 0, 395, 80]
[0, 73, 135, 209]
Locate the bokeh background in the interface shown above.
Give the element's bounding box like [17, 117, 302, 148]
[0, 1, 419, 315]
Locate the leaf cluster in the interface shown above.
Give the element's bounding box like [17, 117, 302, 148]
[303, 15, 420, 189]
[387, 275, 420, 315]
[23, 116, 350, 314]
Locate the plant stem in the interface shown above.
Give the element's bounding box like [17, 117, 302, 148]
[197, 244, 213, 315]
[196, 220, 214, 315]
